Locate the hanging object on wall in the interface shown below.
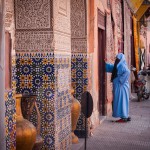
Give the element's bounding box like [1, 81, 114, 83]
[81, 91, 93, 150]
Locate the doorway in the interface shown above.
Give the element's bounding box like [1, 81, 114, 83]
[98, 28, 106, 116]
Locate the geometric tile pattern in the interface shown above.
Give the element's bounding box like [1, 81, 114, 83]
[16, 52, 72, 149]
[71, 53, 88, 137]
[5, 56, 16, 150]
[16, 52, 55, 149]
[55, 54, 72, 150]
[16, 52, 54, 95]
[5, 90, 16, 150]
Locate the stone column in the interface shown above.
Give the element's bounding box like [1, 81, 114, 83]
[15, 0, 71, 149]
[71, 0, 88, 137]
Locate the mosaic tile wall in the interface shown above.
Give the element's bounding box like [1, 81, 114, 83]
[71, 53, 88, 137]
[5, 90, 16, 150]
[16, 52, 72, 149]
[16, 52, 55, 149]
[5, 57, 16, 150]
[55, 54, 72, 150]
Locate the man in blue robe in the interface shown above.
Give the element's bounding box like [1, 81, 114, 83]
[105, 53, 131, 122]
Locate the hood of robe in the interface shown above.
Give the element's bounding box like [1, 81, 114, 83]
[116, 53, 127, 68]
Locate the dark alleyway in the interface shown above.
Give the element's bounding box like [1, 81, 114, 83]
[73, 94, 150, 150]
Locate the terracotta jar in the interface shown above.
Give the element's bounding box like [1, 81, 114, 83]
[16, 94, 37, 150]
[71, 89, 81, 144]
[21, 94, 43, 150]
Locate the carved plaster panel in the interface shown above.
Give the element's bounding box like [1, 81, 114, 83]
[71, 39, 87, 53]
[15, 0, 51, 29]
[15, 31, 54, 52]
[71, 0, 87, 53]
[71, 0, 86, 38]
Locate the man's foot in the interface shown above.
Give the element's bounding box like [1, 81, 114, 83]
[127, 117, 131, 121]
[115, 118, 128, 123]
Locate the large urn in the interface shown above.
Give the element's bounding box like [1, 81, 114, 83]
[71, 89, 81, 144]
[16, 94, 37, 150]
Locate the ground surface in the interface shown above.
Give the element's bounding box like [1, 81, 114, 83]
[72, 94, 150, 150]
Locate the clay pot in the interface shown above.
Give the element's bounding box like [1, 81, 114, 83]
[71, 90, 81, 144]
[16, 94, 37, 150]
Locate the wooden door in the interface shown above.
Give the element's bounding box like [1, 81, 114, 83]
[98, 28, 106, 115]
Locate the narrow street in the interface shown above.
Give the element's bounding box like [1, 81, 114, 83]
[73, 94, 150, 150]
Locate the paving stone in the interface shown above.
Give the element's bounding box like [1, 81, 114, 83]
[75, 94, 150, 150]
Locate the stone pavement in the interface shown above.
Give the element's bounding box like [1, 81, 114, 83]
[72, 94, 150, 150]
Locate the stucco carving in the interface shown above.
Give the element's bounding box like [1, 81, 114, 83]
[71, 39, 87, 53]
[71, 0, 87, 53]
[15, 31, 53, 52]
[71, 0, 86, 38]
[15, 0, 51, 29]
